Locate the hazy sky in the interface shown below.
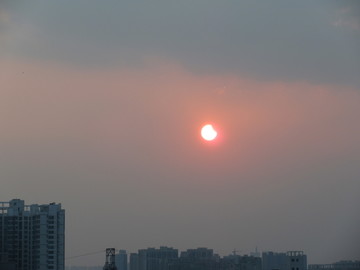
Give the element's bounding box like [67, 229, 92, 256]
[1, 1, 360, 266]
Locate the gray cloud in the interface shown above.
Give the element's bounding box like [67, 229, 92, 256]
[1, 0, 360, 87]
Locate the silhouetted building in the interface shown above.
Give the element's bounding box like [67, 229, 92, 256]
[0, 252, 16, 270]
[222, 254, 261, 270]
[309, 260, 360, 270]
[0, 199, 65, 270]
[262, 251, 307, 270]
[180, 248, 214, 259]
[286, 251, 307, 270]
[138, 247, 178, 270]
[170, 248, 220, 270]
[262, 252, 287, 270]
[65, 267, 102, 270]
[129, 253, 139, 270]
[115, 250, 127, 270]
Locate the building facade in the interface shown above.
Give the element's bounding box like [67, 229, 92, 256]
[170, 247, 226, 270]
[286, 251, 307, 270]
[222, 254, 261, 270]
[137, 247, 178, 270]
[115, 250, 127, 270]
[262, 251, 307, 270]
[129, 253, 139, 270]
[0, 199, 65, 270]
[262, 251, 288, 270]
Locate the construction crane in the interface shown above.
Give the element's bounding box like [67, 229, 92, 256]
[103, 248, 117, 270]
[232, 248, 242, 256]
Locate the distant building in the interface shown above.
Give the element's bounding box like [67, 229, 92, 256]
[180, 248, 214, 259]
[222, 254, 262, 270]
[129, 253, 139, 270]
[262, 252, 288, 270]
[65, 267, 102, 270]
[286, 251, 307, 270]
[137, 247, 178, 270]
[171, 248, 219, 270]
[309, 260, 360, 270]
[115, 250, 127, 270]
[0, 199, 65, 270]
[262, 251, 307, 270]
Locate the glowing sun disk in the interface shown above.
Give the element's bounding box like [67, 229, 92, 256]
[201, 124, 217, 141]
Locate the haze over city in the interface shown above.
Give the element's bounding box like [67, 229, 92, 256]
[1, 1, 359, 267]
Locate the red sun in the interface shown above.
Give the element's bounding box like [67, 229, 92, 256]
[201, 124, 218, 141]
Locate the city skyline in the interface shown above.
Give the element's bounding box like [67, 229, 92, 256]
[1, 1, 360, 267]
[0, 198, 358, 268]
[66, 246, 360, 269]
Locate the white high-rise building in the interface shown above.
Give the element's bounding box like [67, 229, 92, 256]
[0, 199, 65, 270]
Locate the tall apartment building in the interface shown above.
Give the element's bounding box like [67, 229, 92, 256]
[170, 248, 222, 270]
[115, 250, 128, 270]
[129, 253, 139, 270]
[0, 199, 65, 270]
[137, 247, 178, 270]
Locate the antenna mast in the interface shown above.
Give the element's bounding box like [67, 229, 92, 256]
[103, 248, 117, 270]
